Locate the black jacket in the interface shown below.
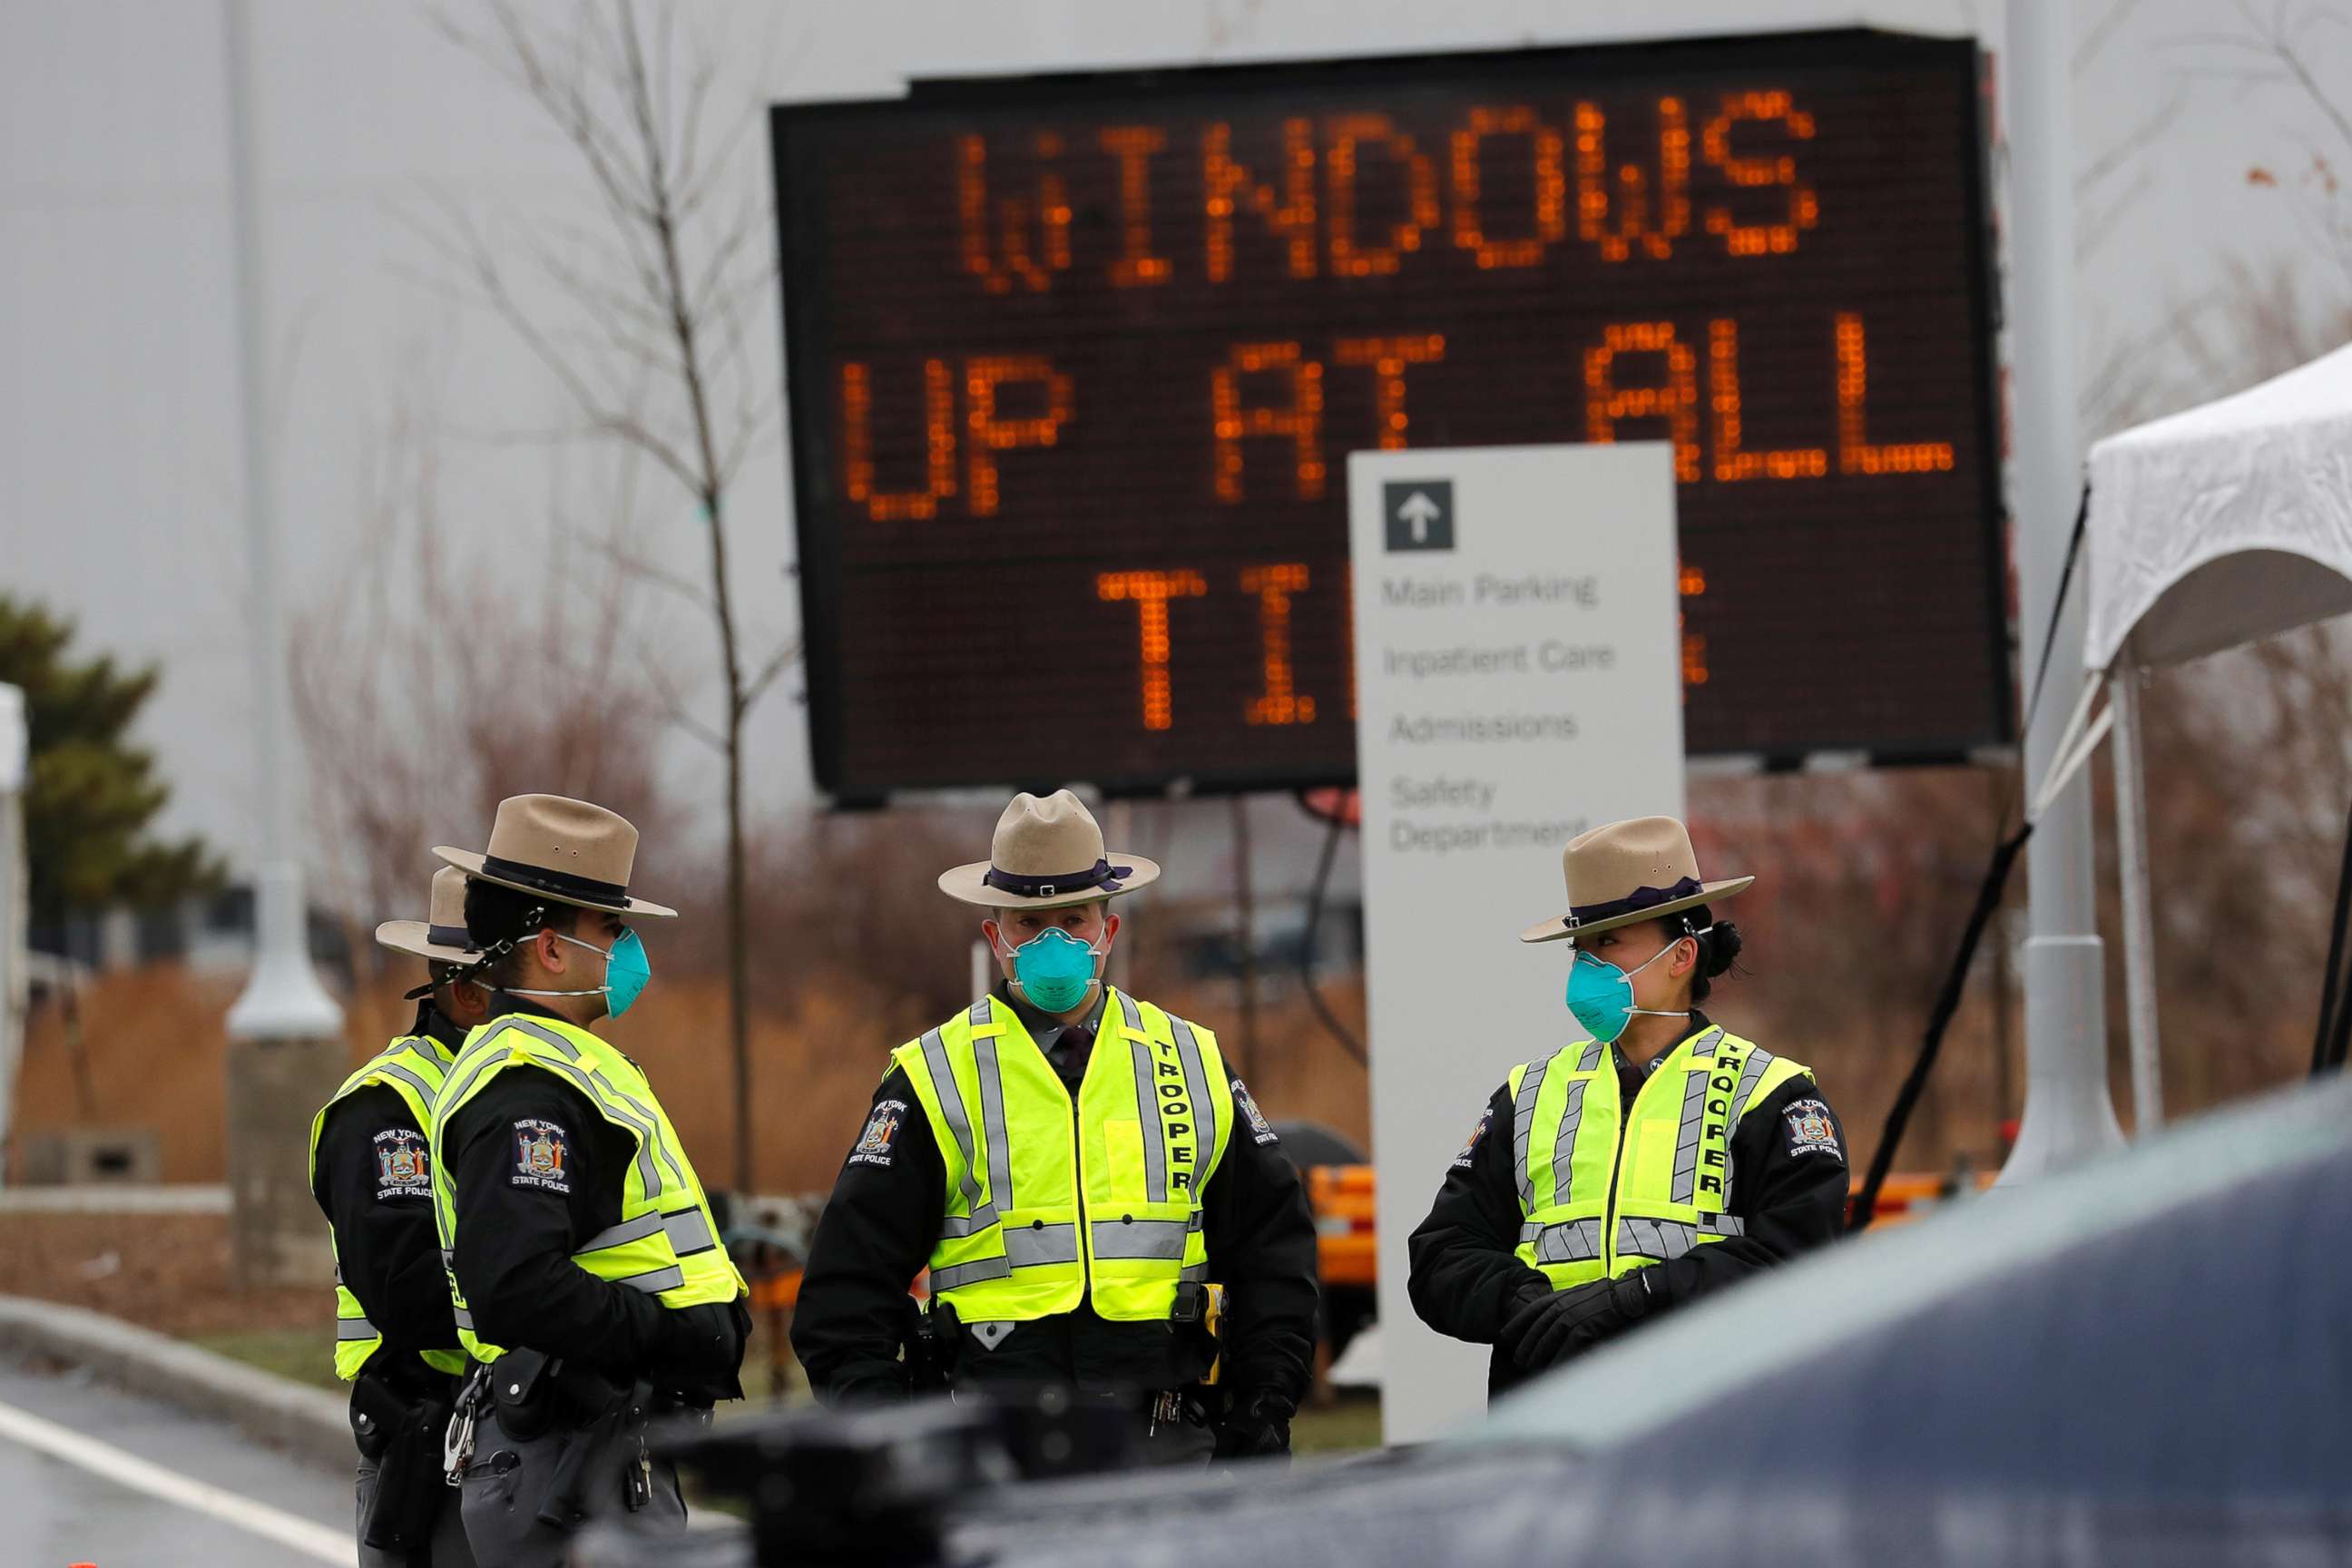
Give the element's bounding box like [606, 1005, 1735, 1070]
[436, 998, 745, 1400]
[309, 1003, 467, 1387]
[1407, 1013, 1848, 1398]
[791, 986, 1319, 1416]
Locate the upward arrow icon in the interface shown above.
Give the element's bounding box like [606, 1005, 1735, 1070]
[1396, 490, 1441, 544]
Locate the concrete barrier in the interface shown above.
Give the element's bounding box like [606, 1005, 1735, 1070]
[0, 1294, 348, 1470]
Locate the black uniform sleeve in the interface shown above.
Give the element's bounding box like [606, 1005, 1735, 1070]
[443, 1068, 685, 1379]
[1638, 1073, 1848, 1312]
[1406, 1083, 1553, 1344]
[1199, 1078, 1319, 1414]
[790, 1067, 946, 1406]
[312, 1083, 458, 1370]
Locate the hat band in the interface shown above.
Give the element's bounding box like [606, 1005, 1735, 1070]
[427, 922, 473, 949]
[1566, 877, 1704, 929]
[480, 854, 631, 907]
[982, 858, 1131, 900]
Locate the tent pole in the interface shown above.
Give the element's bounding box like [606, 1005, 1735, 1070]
[2110, 664, 2162, 1133]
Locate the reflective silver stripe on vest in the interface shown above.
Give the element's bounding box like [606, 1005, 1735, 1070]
[972, 1003, 1015, 1224]
[338, 1316, 378, 1340]
[937, 1208, 999, 1240]
[1004, 1222, 1082, 1269]
[1518, 1217, 1604, 1264]
[1615, 1213, 1746, 1261]
[1548, 1081, 1589, 1209]
[1168, 1015, 1217, 1171]
[663, 1208, 717, 1257]
[593, 1072, 690, 1190]
[437, 1044, 514, 1128]
[579, 1211, 668, 1251]
[1615, 1216, 1690, 1260]
[370, 1055, 440, 1107]
[1720, 1045, 1779, 1210]
[1090, 1217, 1191, 1261]
[1578, 1041, 1607, 1073]
[1670, 1052, 1713, 1205]
[1511, 1058, 1550, 1210]
[1690, 1027, 1722, 1059]
[930, 1256, 1013, 1291]
[1122, 995, 1169, 1204]
[505, 1015, 583, 1060]
[534, 1055, 664, 1200]
[451, 1307, 475, 1330]
[616, 1264, 687, 1295]
[1180, 1260, 1211, 1283]
[920, 1025, 992, 1232]
[576, 1208, 715, 1259]
[1728, 1045, 1779, 1125]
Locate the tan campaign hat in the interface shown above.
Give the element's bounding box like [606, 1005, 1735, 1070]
[374, 867, 484, 965]
[434, 793, 677, 919]
[938, 789, 1161, 911]
[1519, 815, 1753, 945]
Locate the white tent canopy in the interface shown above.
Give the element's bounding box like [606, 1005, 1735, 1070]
[2041, 342, 2352, 1132]
[2085, 340, 2352, 675]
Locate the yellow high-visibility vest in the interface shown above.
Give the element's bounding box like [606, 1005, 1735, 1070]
[428, 1012, 744, 1364]
[308, 1034, 469, 1381]
[895, 989, 1235, 1324]
[1508, 1024, 1813, 1289]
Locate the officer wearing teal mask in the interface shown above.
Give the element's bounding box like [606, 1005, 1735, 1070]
[429, 793, 750, 1563]
[1409, 815, 1850, 1399]
[794, 789, 1320, 1467]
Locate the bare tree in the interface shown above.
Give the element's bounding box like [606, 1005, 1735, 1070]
[292, 387, 681, 1031]
[407, 1, 789, 1190]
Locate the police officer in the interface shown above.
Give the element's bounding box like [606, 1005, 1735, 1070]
[1409, 817, 1847, 1403]
[309, 867, 489, 1566]
[426, 794, 750, 1564]
[792, 790, 1318, 1464]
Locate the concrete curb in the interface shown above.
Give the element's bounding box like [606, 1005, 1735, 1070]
[0, 1295, 348, 1471]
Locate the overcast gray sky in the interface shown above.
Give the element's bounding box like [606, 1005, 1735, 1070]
[4, 0, 2346, 903]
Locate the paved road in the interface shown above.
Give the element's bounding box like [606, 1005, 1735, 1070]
[0, 1358, 353, 1567]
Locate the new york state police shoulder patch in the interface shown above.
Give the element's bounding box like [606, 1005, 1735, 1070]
[849, 1099, 908, 1169]
[372, 1128, 432, 1200]
[1782, 1098, 1843, 1162]
[1454, 1106, 1494, 1170]
[1231, 1080, 1279, 1146]
[511, 1119, 572, 1193]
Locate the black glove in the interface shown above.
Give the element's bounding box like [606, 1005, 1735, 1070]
[1211, 1388, 1293, 1461]
[653, 1298, 750, 1399]
[1497, 1273, 1656, 1373]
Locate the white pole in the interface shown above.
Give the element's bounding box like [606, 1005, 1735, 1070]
[0, 685, 25, 1186]
[2110, 663, 2162, 1132]
[1999, 0, 2123, 1183]
[220, 0, 340, 1044]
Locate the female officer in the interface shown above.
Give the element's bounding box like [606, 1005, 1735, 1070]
[1406, 816, 1849, 1400]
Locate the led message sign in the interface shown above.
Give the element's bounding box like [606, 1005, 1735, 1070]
[772, 30, 2005, 801]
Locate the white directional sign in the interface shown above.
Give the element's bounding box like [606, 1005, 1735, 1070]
[1348, 444, 1686, 1444]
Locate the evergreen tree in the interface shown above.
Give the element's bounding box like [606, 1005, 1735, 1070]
[0, 595, 220, 925]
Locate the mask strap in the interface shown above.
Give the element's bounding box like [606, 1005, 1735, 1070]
[495, 927, 612, 999]
[1605, 923, 1714, 1020]
[993, 924, 1112, 960]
